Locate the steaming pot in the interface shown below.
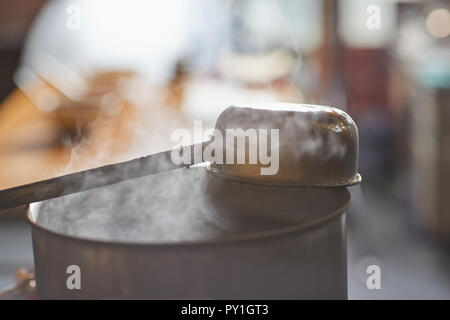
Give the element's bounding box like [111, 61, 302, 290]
[27, 167, 350, 299]
[26, 103, 359, 299]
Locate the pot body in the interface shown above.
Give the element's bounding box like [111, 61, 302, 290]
[28, 168, 350, 299]
[29, 212, 347, 299]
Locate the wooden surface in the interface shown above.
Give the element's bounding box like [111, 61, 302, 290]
[0, 88, 135, 191]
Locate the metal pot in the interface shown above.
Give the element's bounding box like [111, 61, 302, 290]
[27, 167, 350, 299]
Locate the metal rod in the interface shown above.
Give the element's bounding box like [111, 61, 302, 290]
[0, 141, 209, 210]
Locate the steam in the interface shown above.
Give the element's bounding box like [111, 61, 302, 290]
[35, 75, 230, 243]
[34, 103, 355, 243]
[37, 168, 232, 243]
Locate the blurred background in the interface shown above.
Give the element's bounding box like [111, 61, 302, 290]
[0, 0, 449, 299]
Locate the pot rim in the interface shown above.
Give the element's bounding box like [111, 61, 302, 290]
[26, 189, 350, 248]
[207, 167, 362, 187]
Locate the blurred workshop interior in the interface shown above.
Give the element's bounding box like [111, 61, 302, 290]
[0, 0, 449, 299]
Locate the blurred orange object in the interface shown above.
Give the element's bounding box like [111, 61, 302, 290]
[0, 81, 136, 191]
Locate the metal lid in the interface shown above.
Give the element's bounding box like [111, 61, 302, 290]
[208, 103, 361, 187]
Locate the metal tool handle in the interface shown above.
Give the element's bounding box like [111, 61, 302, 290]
[0, 142, 208, 210]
